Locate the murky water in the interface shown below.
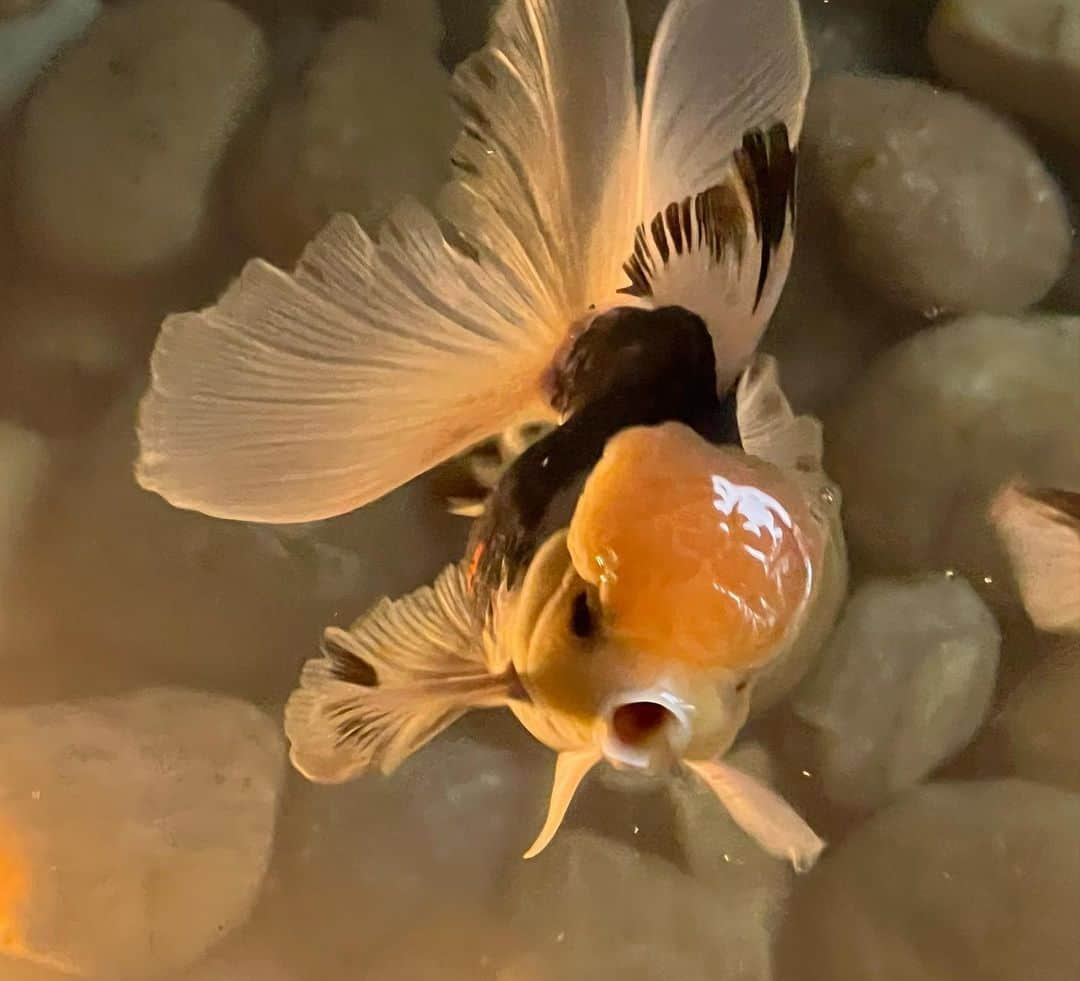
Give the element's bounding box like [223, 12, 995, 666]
[1, 1, 1078, 979]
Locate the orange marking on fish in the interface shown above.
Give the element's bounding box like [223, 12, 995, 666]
[467, 542, 486, 592]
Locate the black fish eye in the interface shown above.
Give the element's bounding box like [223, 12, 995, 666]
[570, 591, 594, 639]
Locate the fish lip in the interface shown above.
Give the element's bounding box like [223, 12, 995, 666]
[597, 687, 694, 773]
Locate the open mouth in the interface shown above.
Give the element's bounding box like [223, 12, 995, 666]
[601, 692, 692, 773]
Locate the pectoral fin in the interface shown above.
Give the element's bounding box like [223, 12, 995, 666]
[285, 563, 519, 782]
[522, 749, 601, 859]
[687, 758, 824, 872]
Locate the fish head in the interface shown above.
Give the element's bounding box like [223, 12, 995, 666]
[504, 419, 820, 769]
[506, 524, 755, 769]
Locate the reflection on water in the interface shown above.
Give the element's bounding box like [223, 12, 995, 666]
[0, 0, 1078, 979]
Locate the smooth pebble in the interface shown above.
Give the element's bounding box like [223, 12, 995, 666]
[506, 825, 779, 981]
[17, 0, 269, 276]
[805, 74, 1070, 314]
[776, 780, 1080, 981]
[233, 16, 456, 266]
[988, 637, 1080, 793]
[0, 0, 99, 116]
[930, 0, 1080, 147]
[826, 314, 1080, 610]
[794, 574, 1001, 809]
[0, 687, 285, 978]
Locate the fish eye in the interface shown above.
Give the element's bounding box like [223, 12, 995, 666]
[734, 678, 749, 694]
[570, 591, 594, 639]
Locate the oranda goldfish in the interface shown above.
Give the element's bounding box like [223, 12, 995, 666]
[135, 0, 848, 869]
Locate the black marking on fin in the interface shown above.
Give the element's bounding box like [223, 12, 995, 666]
[622, 184, 747, 297]
[734, 123, 797, 312]
[322, 634, 378, 688]
[624, 124, 797, 312]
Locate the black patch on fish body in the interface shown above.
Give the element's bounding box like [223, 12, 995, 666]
[468, 305, 739, 605]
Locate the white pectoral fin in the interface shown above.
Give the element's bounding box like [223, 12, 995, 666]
[990, 480, 1080, 635]
[522, 749, 601, 860]
[687, 758, 824, 873]
[632, 0, 810, 380]
[285, 563, 518, 782]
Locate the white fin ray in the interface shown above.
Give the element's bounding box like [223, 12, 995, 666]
[990, 481, 1080, 635]
[523, 749, 601, 859]
[687, 758, 824, 872]
[633, 0, 810, 383]
[735, 354, 824, 474]
[445, 0, 639, 320]
[136, 206, 560, 522]
[285, 563, 515, 782]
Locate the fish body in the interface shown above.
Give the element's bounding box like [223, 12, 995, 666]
[134, 0, 846, 869]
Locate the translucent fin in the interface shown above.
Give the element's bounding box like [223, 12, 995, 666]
[444, 0, 639, 321]
[522, 749, 601, 859]
[136, 209, 561, 522]
[633, 0, 810, 383]
[687, 758, 824, 872]
[735, 354, 824, 474]
[990, 481, 1080, 635]
[285, 563, 517, 782]
[137, 0, 640, 524]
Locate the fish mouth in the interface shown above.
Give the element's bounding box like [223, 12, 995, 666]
[599, 690, 693, 774]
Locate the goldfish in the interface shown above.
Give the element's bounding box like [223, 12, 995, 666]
[990, 481, 1080, 636]
[135, 0, 847, 869]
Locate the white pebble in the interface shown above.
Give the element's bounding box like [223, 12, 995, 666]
[234, 16, 457, 265]
[506, 821, 780, 980]
[0, 0, 99, 116]
[794, 575, 1000, 809]
[0, 688, 284, 977]
[762, 194, 908, 416]
[826, 314, 1080, 609]
[271, 729, 546, 977]
[990, 638, 1080, 793]
[777, 780, 1080, 980]
[16, 0, 270, 276]
[930, 0, 1080, 147]
[805, 74, 1071, 314]
[0, 392, 458, 703]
